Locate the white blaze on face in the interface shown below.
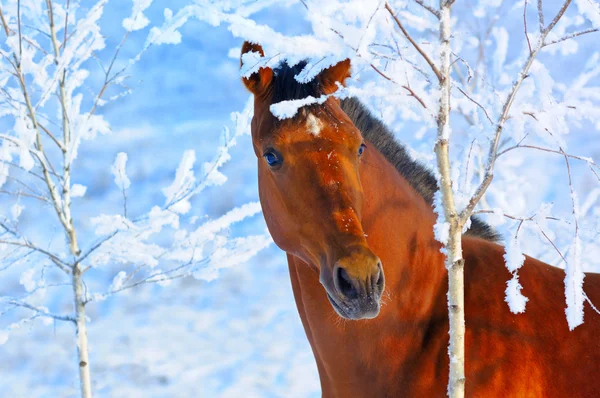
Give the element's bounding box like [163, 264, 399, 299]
[306, 113, 323, 136]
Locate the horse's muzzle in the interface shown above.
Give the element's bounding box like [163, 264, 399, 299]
[325, 254, 385, 320]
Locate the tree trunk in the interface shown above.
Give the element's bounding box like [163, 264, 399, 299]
[436, 1, 466, 397]
[72, 265, 92, 398]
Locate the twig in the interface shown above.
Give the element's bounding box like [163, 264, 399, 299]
[0, 4, 9, 36]
[0, 239, 71, 273]
[5, 298, 75, 323]
[544, 28, 599, 46]
[537, 224, 567, 264]
[38, 123, 66, 152]
[524, 0, 533, 54]
[370, 63, 428, 109]
[497, 143, 600, 166]
[0, 189, 49, 203]
[537, 0, 544, 33]
[384, 3, 442, 82]
[459, 0, 574, 224]
[455, 86, 493, 124]
[584, 293, 600, 315]
[413, 0, 440, 19]
[544, 0, 572, 34]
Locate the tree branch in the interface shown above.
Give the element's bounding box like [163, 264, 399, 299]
[46, 0, 80, 256]
[370, 63, 429, 109]
[458, 0, 576, 224]
[5, 299, 75, 323]
[385, 3, 442, 82]
[544, 0, 572, 34]
[537, 0, 544, 33]
[544, 28, 599, 46]
[413, 0, 440, 19]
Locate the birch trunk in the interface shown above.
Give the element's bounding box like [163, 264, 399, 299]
[436, 2, 466, 397]
[72, 264, 92, 398]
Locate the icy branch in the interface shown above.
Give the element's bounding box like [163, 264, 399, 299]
[3, 298, 75, 323]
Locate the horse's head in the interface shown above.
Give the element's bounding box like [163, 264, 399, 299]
[241, 42, 384, 320]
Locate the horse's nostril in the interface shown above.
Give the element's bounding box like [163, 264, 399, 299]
[374, 262, 384, 292]
[336, 266, 358, 299]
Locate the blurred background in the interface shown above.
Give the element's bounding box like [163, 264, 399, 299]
[0, 0, 599, 397]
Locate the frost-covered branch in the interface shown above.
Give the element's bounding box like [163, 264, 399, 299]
[543, 28, 599, 46]
[413, 0, 440, 19]
[385, 2, 442, 82]
[3, 298, 75, 323]
[459, 0, 578, 225]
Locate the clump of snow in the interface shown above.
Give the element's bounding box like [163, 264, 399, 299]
[270, 95, 329, 119]
[91, 214, 135, 236]
[11, 204, 24, 221]
[123, 0, 153, 31]
[111, 152, 131, 190]
[71, 184, 87, 198]
[432, 191, 450, 247]
[504, 237, 525, 273]
[109, 271, 128, 292]
[163, 150, 196, 205]
[19, 269, 37, 293]
[503, 235, 529, 313]
[565, 235, 585, 330]
[505, 274, 528, 314]
[565, 190, 585, 330]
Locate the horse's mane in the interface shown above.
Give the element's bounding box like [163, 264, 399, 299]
[269, 61, 500, 242]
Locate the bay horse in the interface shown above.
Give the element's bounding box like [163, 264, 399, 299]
[240, 42, 600, 397]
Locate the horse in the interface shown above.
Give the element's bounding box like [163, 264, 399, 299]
[239, 42, 600, 397]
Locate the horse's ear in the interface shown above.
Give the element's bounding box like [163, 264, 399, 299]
[241, 41, 273, 97]
[319, 59, 351, 95]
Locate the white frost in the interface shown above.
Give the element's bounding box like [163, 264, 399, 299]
[109, 271, 128, 292]
[71, 184, 88, 198]
[111, 152, 131, 190]
[270, 95, 329, 119]
[163, 150, 196, 205]
[123, 0, 153, 31]
[503, 237, 525, 273]
[505, 274, 528, 314]
[19, 268, 37, 293]
[11, 203, 24, 221]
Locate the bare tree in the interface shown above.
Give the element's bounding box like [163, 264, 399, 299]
[0, 1, 269, 396]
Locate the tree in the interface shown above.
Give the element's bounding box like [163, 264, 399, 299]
[0, 1, 269, 396]
[2, 0, 599, 395]
[153, 0, 600, 395]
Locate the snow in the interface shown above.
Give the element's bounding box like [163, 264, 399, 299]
[111, 152, 131, 190]
[503, 237, 525, 273]
[505, 274, 528, 314]
[162, 150, 196, 205]
[71, 184, 88, 198]
[270, 95, 329, 119]
[0, 0, 599, 396]
[10, 203, 23, 221]
[123, 0, 153, 31]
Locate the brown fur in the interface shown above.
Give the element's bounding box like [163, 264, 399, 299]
[240, 42, 600, 397]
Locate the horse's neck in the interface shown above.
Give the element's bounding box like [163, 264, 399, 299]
[359, 145, 448, 320]
[287, 146, 450, 393]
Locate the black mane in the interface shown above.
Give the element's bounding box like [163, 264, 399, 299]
[269, 61, 499, 242]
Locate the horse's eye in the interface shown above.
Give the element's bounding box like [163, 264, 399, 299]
[358, 143, 367, 157]
[263, 151, 282, 168]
